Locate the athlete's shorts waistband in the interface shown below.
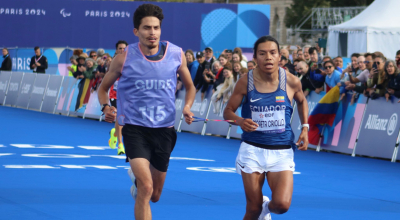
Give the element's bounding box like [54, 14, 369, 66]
[243, 140, 291, 150]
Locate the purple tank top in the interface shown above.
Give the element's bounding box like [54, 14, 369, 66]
[117, 41, 182, 128]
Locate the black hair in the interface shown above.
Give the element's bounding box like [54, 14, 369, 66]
[133, 4, 164, 29]
[365, 53, 375, 59]
[253, 35, 280, 58]
[334, 56, 342, 60]
[89, 51, 97, 56]
[308, 47, 318, 55]
[281, 55, 287, 61]
[397, 50, 400, 56]
[34, 46, 40, 51]
[323, 60, 335, 68]
[115, 40, 128, 49]
[351, 53, 360, 58]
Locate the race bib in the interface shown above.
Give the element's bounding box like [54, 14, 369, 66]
[252, 110, 285, 133]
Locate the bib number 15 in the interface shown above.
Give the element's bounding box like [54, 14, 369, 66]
[139, 105, 166, 122]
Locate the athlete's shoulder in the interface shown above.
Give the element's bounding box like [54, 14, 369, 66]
[285, 69, 301, 91]
[164, 41, 182, 51]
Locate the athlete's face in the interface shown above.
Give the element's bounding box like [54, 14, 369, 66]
[134, 16, 161, 49]
[255, 41, 280, 74]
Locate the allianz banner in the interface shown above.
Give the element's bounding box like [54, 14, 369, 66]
[15, 73, 37, 108]
[41, 75, 63, 113]
[292, 91, 326, 149]
[0, 71, 12, 105]
[55, 77, 77, 115]
[28, 74, 49, 111]
[355, 97, 400, 159]
[4, 72, 24, 106]
[180, 87, 212, 133]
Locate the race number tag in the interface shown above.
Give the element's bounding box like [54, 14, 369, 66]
[252, 110, 285, 133]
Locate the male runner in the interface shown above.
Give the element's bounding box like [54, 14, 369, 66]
[98, 4, 195, 220]
[108, 40, 128, 155]
[224, 36, 309, 220]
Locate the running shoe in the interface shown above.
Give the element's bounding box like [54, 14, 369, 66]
[128, 168, 137, 199]
[259, 196, 271, 220]
[117, 143, 125, 155]
[109, 128, 117, 149]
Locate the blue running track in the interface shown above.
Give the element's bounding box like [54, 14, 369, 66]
[1, 105, 400, 220]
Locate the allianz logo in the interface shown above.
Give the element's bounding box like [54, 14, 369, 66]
[364, 114, 397, 136]
[32, 86, 45, 95]
[85, 10, 130, 18]
[8, 83, 19, 92]
[0, 8, 45, 16]
[191, 98, 208, 116]
[46, 88, 58, 97]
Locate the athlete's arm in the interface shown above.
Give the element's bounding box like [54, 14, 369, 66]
[177, 51, 195, 125]
[288, 74, 309, 150]
[98, 52, 125, 122]
[223, 74, 258, 132]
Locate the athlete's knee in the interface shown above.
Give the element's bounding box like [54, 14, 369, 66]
[137, 182, 153, 198]
[272, 201, 290, 214]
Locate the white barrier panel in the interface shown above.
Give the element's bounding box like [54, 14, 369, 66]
[15, 73, 37, 109]
[4, 72, 24, 107]
[41, 75, 64, 113]
[28, 74, 49, 111]
[55, 77, 78, 115]
[0, 71, 12, 105]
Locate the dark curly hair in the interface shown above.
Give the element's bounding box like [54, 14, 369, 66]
[133, 4, 164, 29]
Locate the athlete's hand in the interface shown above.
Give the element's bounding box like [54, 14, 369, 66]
[238, 118, 258, 132]
[296, 128, 309, 151]
[104, 106, 117, 123]
[183, 106, 194, 125]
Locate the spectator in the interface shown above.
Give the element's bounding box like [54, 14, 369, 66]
[224, 49, 233, 61]
[297, 49, 304, 60]
[308, 47, 319, 68]
[384, 60, 400, 101]
[232, 52, 247, 68]
[73, 56, 86, 79]
[80, 53, 89, 59]
[82, 58, 98, 80]
[303, 45, 311, 63]
[367, 54, 387, 99]
[279, 55, 288, 69]
[311, 60, 341, 90]
[96, 57, 107, 78]
[333, 56, 344, 73]
[211, 65, 236, 113]
[281, 48, 289, 61]
[185, 49, 198, 81]
[204, 47, 214, 64]
[239, 67, 248, 79]
[193, 51, 206, 90]
[115, 40, 128, 56]
[232, 61, 242, 82]
[293, 59, 303, 76]
[336, 53, 361, 100]
[347, 53, 374, 93]
[211, 60, 225, 92]
[73, 49, 83, 57]
[247, 60, 256, 71]
[97, 48, 105, 58]
[296, 61, 324, 97]
[339, 55, 367, 104]
[89, 51, 97, 60]
[350, 53, 360, 72]
[30, 46, 48, 74]
[395, 50, 400, 68]
[1, 48, 12, 71]
[218, 54, 230, 68]
[292, 49, 298, 61]
[67, 55, 78, 77]
[234, 47, 248, 62]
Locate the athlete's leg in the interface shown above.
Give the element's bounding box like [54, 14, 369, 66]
[150, 165, 167, 203]
[129, 158, 153, 220]
[241, 171, 266, 220]
[266, 170, 293, 214]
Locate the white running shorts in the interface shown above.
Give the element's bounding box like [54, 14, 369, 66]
[236, 141, 295, 174]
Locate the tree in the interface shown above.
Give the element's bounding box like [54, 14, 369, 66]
[285, 0, 374, 29]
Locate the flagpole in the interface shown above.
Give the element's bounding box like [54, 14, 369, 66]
[316, 125, 325, 152]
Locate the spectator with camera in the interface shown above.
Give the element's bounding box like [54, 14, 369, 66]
[1, 48, 12, 71]
[333, 56, 344, 73]
[73, 56, 86, 79]
[30, 46, 48, 74]
[367, 54, 387, 99]
[384, 60, 400, 101]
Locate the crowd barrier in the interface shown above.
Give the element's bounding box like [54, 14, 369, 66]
[1, 71, 399, 162]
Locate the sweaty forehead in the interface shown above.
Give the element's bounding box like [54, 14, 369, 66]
[140, 16, 161, 27]
[257, 41, 278, 52]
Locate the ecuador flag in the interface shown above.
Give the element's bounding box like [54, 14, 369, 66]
[308, 86, 340, 145]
